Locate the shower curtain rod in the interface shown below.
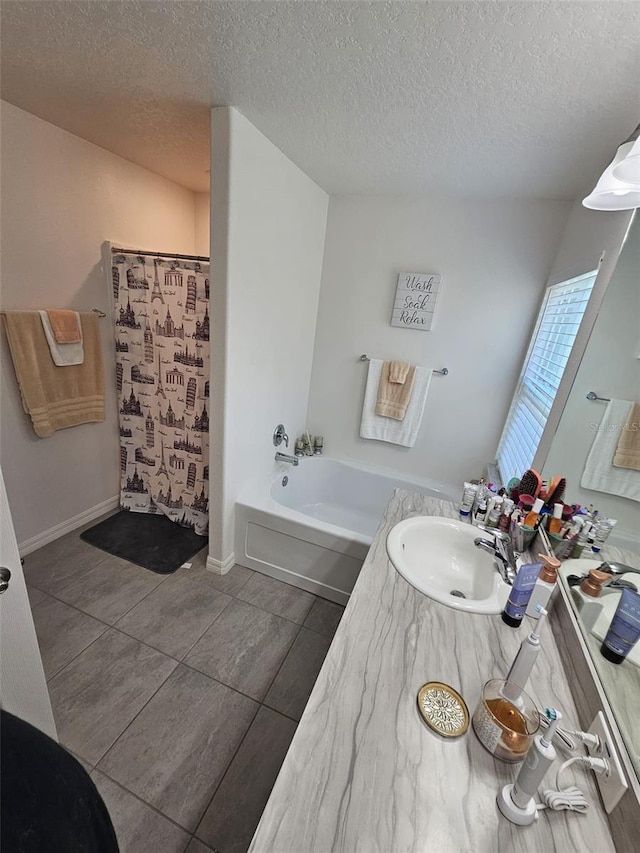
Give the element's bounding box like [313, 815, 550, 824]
[111, 247, 210, 262]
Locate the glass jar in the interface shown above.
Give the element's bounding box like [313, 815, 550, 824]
[472, 679, 539, 763]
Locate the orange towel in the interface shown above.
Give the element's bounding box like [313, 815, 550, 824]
[46, 309, 82, 344]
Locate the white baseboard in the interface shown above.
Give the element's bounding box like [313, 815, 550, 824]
[18, 495, 120, 556]
[206, 552, 235, 576]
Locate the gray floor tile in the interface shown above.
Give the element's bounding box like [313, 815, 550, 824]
[303, 597, 345, 638]
[184, 599, 299, 701]
[115, 575, 232, 659]
[56, 554, 166, 624]
[22, 530, 112, 594]
[236, 572, 315, 623]
[32, 596, 108, 679]
[68, 749, 94, 773]
[98, 665, 258, 832]
[264, 627, 331, 721]
[196, 706, 296, 853]
[26, 585, 50, 609]
[49, 628, 177, 764]
[91, 770, 191, 853]
[178, 559, 254, 597]
[185, 839, 215, 853]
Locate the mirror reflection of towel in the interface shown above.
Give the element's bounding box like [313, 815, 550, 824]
[613, 401, 640, 471]
[581, 400, 640, 502]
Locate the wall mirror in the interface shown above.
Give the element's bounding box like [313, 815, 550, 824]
[544, 212, 639, 781]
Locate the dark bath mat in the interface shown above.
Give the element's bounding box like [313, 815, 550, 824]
[80, 511, 207, 574]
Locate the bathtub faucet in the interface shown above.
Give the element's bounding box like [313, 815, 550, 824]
[275, 452, 299, 467]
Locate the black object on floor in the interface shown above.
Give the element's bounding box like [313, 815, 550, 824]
[1, 710, 119, 853]
[81, 511, 206, 574]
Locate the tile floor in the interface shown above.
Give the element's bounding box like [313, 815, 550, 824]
[24, 520, 344, 853]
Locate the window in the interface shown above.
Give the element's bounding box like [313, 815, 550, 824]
[496, 270, 598, 483]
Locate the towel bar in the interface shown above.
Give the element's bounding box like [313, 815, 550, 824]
[586, 391, 611, 402]
[359, 354, 448, 376]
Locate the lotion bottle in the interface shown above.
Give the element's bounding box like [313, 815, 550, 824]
[547, 503, 564, 535]
[497, 708, 562, 825]
[525, 555, 561, 617]
[501, 557, 544, 628]
[523, 497, 544, 528]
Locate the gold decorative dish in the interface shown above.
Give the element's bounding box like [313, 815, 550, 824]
[417, 681, 469, 738]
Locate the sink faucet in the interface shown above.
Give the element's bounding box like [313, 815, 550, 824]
[474, 525, 517, 585]
[598, 561, 640, 577]
[275, 451, 299, 466]
[597, 561, 640, 594]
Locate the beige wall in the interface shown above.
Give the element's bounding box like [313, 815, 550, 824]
[0, 101, 197, 546]
[209, 107, 328, 566]
[306, 196, 572, 490]
[195, 192, 211, 256]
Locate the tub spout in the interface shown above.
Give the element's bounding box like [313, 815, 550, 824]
[275, 452, 299, 466]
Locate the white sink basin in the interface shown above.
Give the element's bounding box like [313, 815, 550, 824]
[386, 515, 511, 614]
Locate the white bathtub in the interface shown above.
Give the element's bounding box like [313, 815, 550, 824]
[234, 457, 456, 604]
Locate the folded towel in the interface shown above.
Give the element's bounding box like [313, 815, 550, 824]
[388, 360, 411, 384]
[375, 361, 416, 420]
[361, 358, 432, 447]
[581, 399, 640, 503]
[613, 401, 640, 471]
[2, 311, 105, 438]
[46, 309, 82, 344]
[39, 311, 84, 366]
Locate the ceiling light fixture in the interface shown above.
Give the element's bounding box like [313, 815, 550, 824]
[582, 123, 640, 211]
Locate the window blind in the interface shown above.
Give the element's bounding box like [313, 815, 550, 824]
[496, 270, 597, 484]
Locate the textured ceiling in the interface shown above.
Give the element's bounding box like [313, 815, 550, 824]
[1, 1, 638, 197]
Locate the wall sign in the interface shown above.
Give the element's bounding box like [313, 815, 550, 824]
[390, 272, 442, 331]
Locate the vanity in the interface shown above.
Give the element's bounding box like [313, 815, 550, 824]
[249, 491, 622, 852]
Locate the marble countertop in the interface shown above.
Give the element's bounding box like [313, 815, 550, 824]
[249, 490, 615, 853]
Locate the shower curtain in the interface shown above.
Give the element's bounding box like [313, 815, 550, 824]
[112, 249, 210, 536]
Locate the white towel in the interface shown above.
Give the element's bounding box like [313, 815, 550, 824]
[581, 399, 640, 503]
[39, 310, 84, 365]
[360, 358, 432, 447]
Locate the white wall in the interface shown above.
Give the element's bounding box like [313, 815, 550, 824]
[306, 196, 571, 490]
[544, 209, 638, 542]
[195, 192, 211, 257]
[209, 107, 328, 565]
[0, 101, 197, 545]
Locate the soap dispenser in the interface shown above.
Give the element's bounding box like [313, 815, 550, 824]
[571, 569, 609, 631]
[525, 555, 561, 617]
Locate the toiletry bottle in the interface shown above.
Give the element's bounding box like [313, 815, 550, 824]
[474, 498, 488, 525]
[472, 478, 487, 515]
[504, 606, 547, 698]
[497, 708, 562, 826]
[601, 588, 640, 664]
[498, 499, 514, 532]
[486, 497, 502, 529]
[571, 520, 592, 559]
[501, 557, 544, 628]
[459, 482, 477, 519]
[525, 555, 561, 617]
[547, 503, 564, 535]
[523, 497, 544, 528]
[571, 569, 609, 631]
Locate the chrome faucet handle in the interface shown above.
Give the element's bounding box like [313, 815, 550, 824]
[598, 561, 640, 576]
[273, 424, 289, 448]
[476, 524, 511, 543]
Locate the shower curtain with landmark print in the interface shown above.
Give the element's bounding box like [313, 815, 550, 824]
[111, 249, 210, 536]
